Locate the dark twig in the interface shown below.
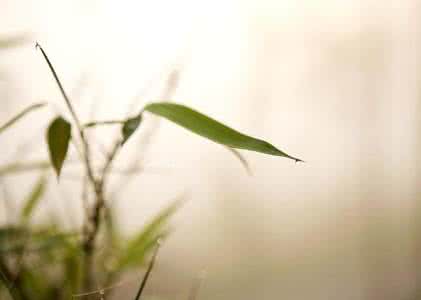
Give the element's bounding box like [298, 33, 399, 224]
[36, 43, 102, 292]
[83, 120, 125, 128]
[133, 240, 161, 300]
[36, 42, 96, 183]
[36, 43, 82, 130]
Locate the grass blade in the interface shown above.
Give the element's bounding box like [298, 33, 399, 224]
[0, 103, 46, 135]
[116, 198, 182, 270]
[20, 175, 47, 223]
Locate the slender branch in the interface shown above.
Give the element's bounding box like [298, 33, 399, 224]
[35, 43, 82, 130]
[81, 135, 124, 295]
[36, 42, 96, 184]
[83, 120, 125, 129]
[36, 43, 102, 292]
[134, 241, 160, 300]
[101, 139, 123, 183]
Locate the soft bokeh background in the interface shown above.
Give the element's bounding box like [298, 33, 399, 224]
[1, 0, 421, 299]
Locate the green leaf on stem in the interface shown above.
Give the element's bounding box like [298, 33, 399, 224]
[47, 117, 71, 178]
[144, 102, 302, 162]
[122, 115, 142, 145]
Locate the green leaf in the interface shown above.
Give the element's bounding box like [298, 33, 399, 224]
[144, 102, 302, 162]
[21, 175, 47, 223]
[47, 117, 71, 178]
[121, 115, 142, 145]
[116, 198, 182, 271]
[0, 103, 46, 135]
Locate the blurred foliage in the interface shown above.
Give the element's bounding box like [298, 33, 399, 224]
[0, 42, 300, 300]
[0, 105, 177, 300]
[0, 34, 30, 50]
[0, 188, 176, 300]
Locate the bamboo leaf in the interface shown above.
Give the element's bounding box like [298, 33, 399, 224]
[122, 115, 142, 145]
[144, 102, 302, 162]
[47, 117, 71, 178]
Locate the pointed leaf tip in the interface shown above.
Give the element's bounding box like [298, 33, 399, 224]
[47, 117, 71, 178]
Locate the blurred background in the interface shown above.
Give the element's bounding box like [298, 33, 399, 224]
[1, 0, 421, 299]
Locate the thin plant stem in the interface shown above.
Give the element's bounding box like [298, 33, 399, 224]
[35, 43, 82, 130]
[36, 43, 103, 292]
[133, 241, 161, 300]
[36, 43, 96, 184]
[83, 120, 125, 128]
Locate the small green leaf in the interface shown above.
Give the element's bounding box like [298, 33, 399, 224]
[122, 115, 142, 145]
[47, 117, 71, 178]
[144, 102, 302, 162]
[0, 103, 46, 135]
[21, 175, 47, 223]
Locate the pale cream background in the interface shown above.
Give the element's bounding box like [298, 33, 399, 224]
[1, 1, 420, 299]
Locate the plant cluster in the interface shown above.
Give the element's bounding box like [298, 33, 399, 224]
[0, 42, 301, 300]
